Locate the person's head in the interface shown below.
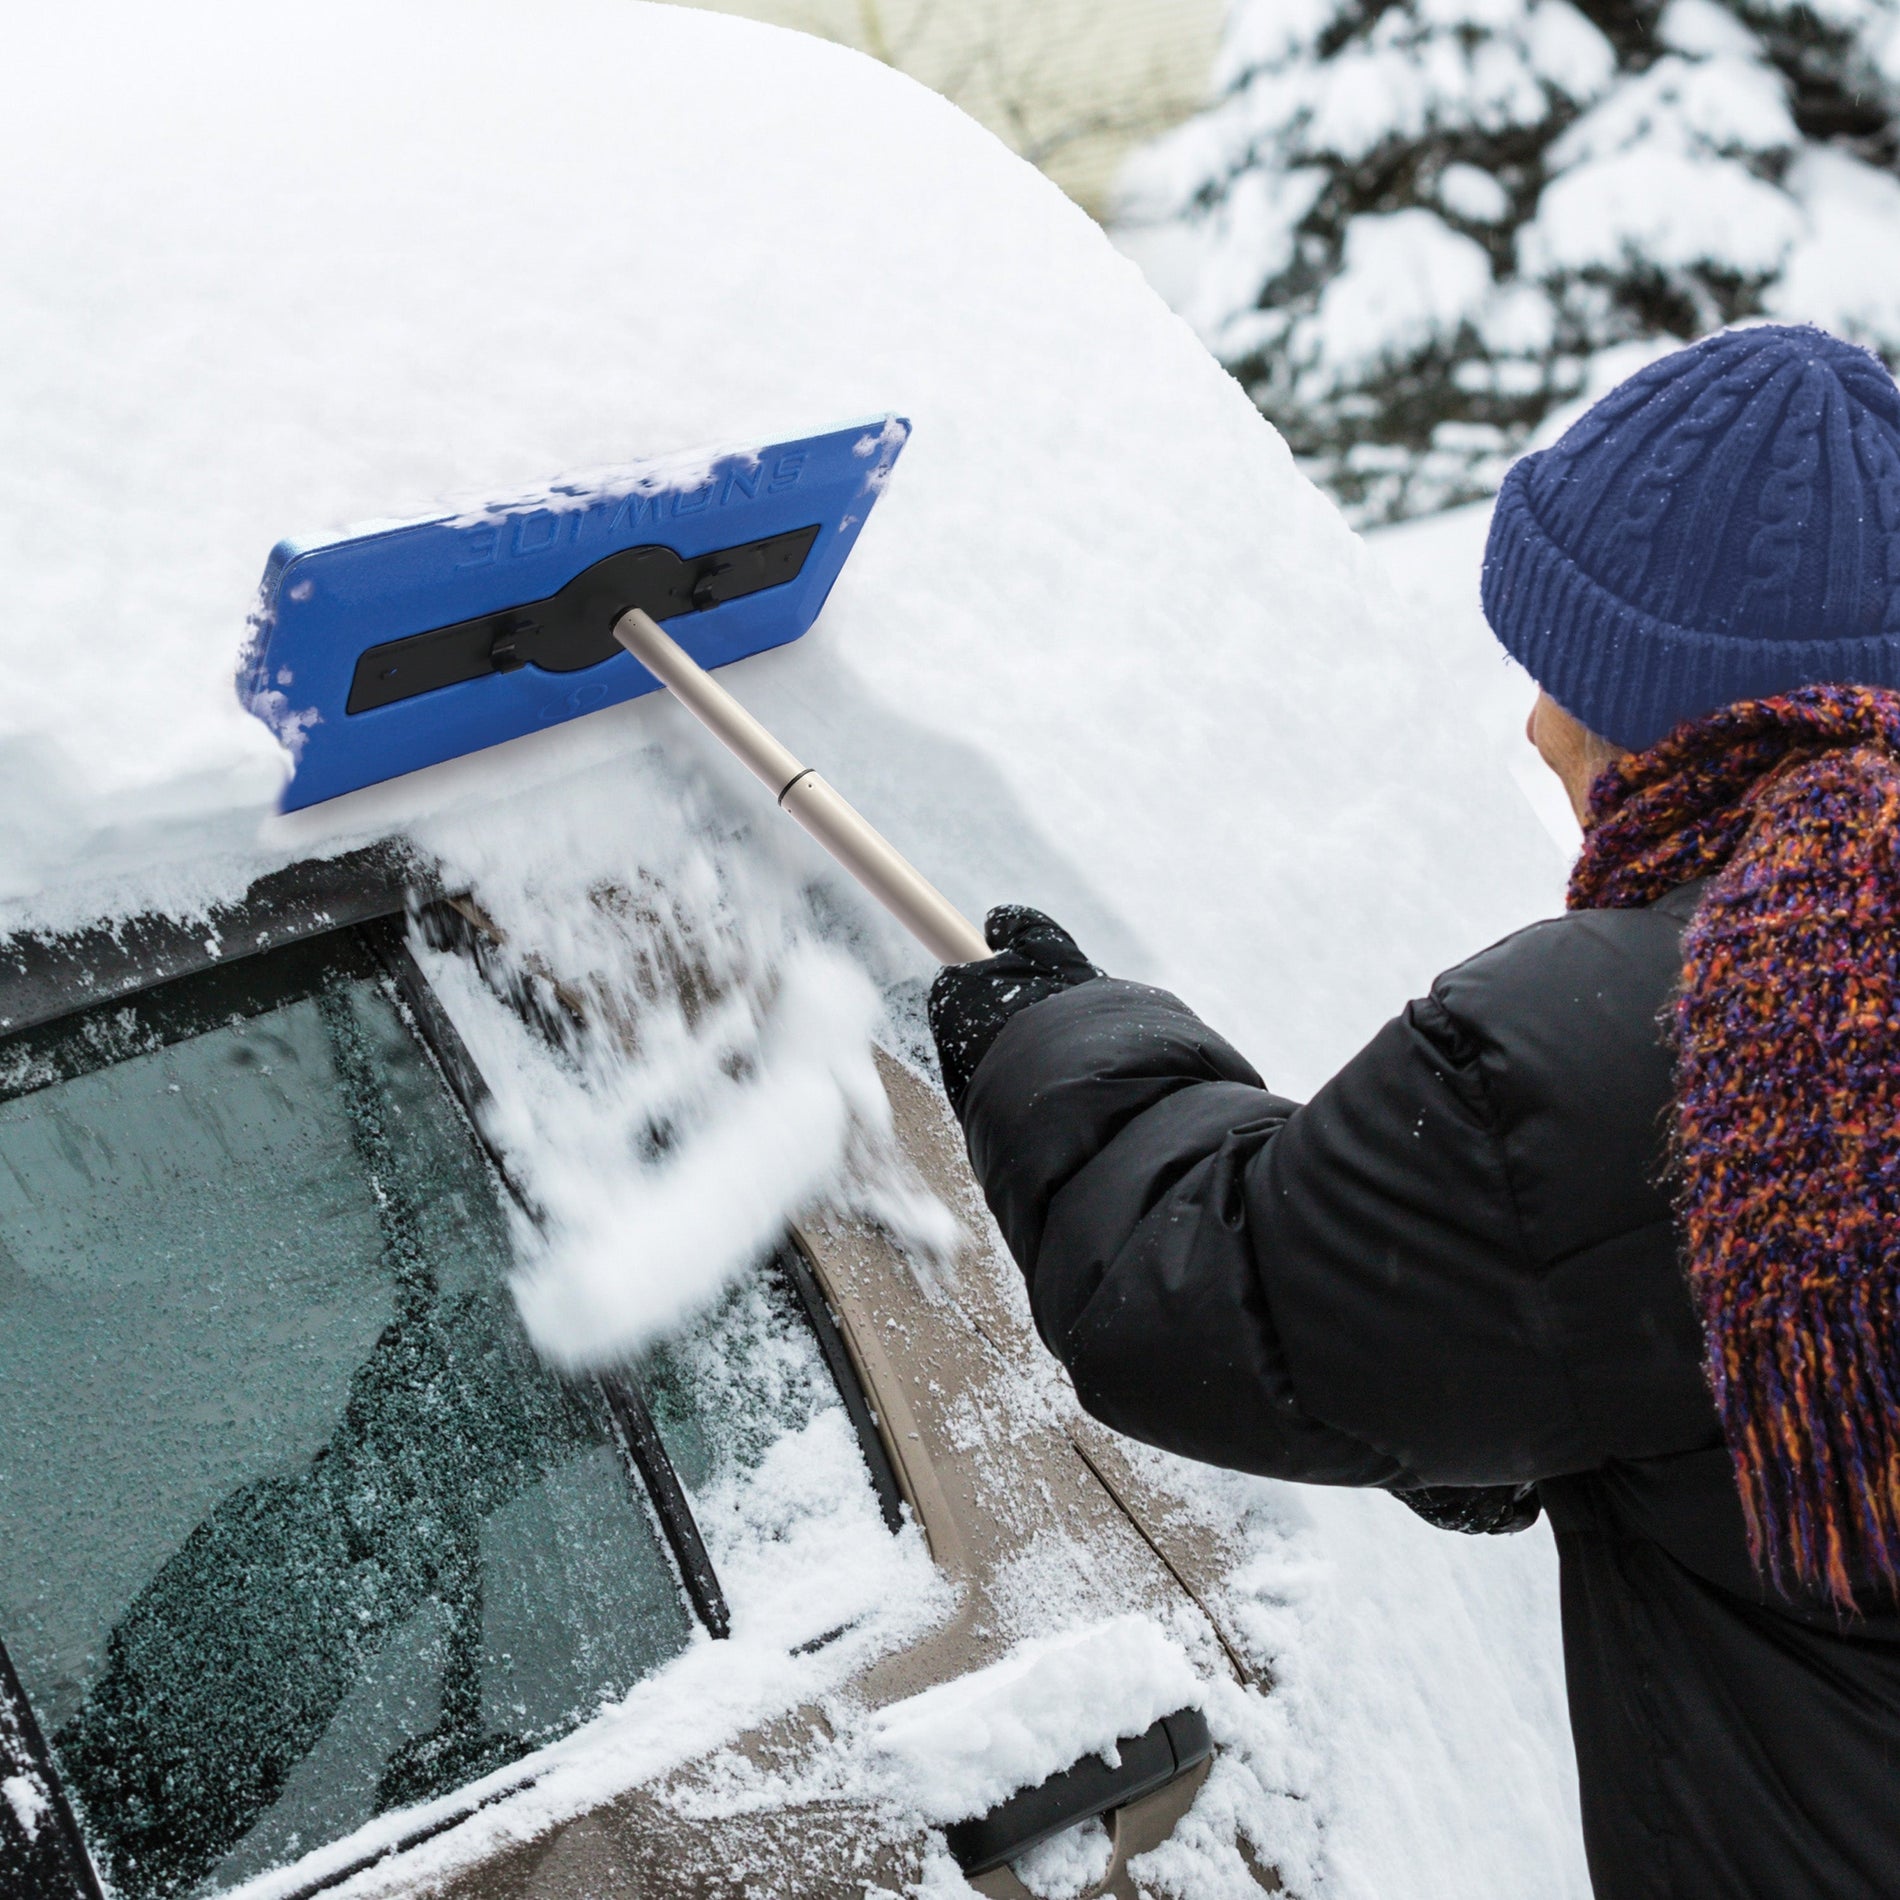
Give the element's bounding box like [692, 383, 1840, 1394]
[1482, 324, 1900, 818]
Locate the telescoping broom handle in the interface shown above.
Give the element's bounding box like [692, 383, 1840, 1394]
[613, 609, 991, 966]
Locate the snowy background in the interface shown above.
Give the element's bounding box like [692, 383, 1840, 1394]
[9, 0, 1833, 1890]
[1119, 0, 1900, 524]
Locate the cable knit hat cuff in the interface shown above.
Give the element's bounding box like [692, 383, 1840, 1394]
[1482, 461, 1900, 752]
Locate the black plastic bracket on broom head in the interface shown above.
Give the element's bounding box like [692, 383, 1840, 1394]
[345, 523, 821, 714]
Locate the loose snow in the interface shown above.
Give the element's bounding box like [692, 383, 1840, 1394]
[4, 1769, 50, 1842]
[1362, 500, 1582, 859]
[2, 1, 1586, 1896]
[500, 942, 892, 1370]
[1012, 1816, 1115, 1899]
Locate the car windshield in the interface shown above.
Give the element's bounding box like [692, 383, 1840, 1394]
[0, 933, 695, 1899]
[642, 1266, 847, 1502]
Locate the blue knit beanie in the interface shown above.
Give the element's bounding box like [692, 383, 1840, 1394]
[1481, 325, 1900, 751]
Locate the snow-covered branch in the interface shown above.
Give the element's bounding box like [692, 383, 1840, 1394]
[1127, 0, 1900, 522]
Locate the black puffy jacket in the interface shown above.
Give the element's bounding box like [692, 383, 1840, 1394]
[956, 882, 1900, 1899]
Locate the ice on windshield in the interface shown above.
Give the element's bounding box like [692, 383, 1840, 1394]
[0, 953, 694, 1899]
[639, 1262, 846, 1505]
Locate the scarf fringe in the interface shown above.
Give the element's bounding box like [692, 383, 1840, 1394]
[1574, 686, 1900, 1610]
[1706, 1287, 1900, 1605]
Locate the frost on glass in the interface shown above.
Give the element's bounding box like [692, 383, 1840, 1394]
[638, 1264, 844, 1501]
[0, 962, 692, 1900]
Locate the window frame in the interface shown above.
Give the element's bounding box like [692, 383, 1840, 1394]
[0, 845, 898, 1900]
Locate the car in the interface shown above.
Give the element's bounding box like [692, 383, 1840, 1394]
[0, 841, 1274, 1900]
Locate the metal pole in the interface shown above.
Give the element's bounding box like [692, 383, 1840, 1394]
[612, 609, 990, 966]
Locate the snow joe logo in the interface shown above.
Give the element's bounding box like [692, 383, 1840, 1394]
[453, 451, 808, 571]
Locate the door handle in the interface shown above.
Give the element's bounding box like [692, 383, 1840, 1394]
[943, 1707, 1211, 1877]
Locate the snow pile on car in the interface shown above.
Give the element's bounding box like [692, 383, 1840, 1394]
[864, 1617, 1201, 1826]
[1, 1, 1579, 1894]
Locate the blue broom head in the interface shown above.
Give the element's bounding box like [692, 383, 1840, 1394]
[241, 416, 909, 811]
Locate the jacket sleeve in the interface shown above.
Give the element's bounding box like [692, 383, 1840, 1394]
[959, 974, 1611, 1489]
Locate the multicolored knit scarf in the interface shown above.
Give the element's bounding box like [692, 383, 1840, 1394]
[1571, 683, 1900, 1609]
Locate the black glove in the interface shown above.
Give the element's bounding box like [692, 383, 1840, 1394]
[927, 905, 1101, 1115]
[1393, 1483, 1542, 1536]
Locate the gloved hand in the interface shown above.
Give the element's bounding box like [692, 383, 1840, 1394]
[928, 905, 1101, 1115]
[1393, 1482, 1542, 1536]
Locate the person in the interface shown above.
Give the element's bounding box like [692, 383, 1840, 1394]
[927, 323, 1900, 1900]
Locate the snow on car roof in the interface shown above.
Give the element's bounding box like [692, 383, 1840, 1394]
[0, 0, 1562, 1075]
[0, 2, 1581, 1894]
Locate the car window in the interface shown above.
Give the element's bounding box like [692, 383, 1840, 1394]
[641, 1265, 845, 1498]
[0, 931, 694, 1900]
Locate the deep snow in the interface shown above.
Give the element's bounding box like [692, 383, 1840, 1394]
[1, 1, 1588, 1894]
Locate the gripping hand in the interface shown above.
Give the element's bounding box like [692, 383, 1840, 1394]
[927, 905, 1100, 1115]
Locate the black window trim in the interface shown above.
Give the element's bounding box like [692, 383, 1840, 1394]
[0, 844, 423, 1039]
[776, 1235, 908, 1535]
[0, 1641, 106, 1900]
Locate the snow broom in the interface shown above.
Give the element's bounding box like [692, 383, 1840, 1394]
[243, 417, 987, 965]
